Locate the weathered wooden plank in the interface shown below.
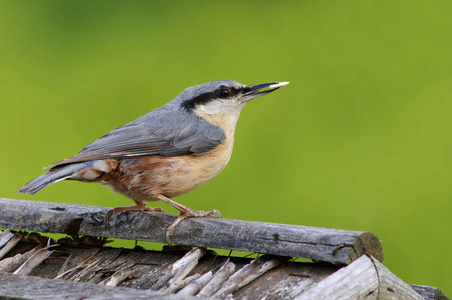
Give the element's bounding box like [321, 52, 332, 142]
[1, 237, 339, 299]
[13, 246, 54, 276]
[295, 254, 424, 300]
[165, 273, 201, 294]
[0, 232, 24, 260]
[410, 285, 450, 300]
[197, 260, 235, 297]
[0, 273, 199, 300]
[0, 243, 43, 273]
[233, 260, 337, 300]
[0, 229, 14, 248]
[212, 255, 289, 299]
[154, 247, 206, 291]
[0, 198, 383, 265]
[178, 271, 213, 296]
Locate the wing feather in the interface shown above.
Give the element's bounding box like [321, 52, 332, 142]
[48, 110, 225, 168]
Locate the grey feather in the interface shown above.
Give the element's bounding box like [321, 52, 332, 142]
[17, 162, 90, 194]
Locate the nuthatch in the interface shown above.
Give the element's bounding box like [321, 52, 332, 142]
[18, 80, 289, 244]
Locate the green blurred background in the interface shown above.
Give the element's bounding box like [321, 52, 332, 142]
[1, 0, 451, 294]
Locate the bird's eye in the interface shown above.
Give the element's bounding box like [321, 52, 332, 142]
[217, 88, 230, 98]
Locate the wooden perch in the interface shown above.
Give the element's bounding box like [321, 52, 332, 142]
[0, 198, 383, 265]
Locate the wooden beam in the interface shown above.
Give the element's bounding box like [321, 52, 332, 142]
[295, 254, 424, 300]
[0, 273, 198, 300]
[0, 198, 383, 265]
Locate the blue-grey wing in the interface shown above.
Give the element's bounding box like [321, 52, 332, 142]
[48, 110, 225, 168]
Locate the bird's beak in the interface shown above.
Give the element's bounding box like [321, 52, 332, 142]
[243, 81, 289, 101]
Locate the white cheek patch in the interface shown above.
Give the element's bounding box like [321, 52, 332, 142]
[199, 99, 241, 116]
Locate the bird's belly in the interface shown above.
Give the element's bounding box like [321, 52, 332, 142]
[155, 154, 230, 197]
[101, 140, 234, 201]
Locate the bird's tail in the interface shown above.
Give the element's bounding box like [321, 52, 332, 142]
[18, 162, 88, 194]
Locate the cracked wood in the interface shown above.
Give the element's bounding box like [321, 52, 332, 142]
[0, 198, 383, 265]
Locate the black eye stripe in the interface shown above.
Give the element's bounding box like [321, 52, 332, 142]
[181, 87, 243, 111]
[181, 92, 216, 111]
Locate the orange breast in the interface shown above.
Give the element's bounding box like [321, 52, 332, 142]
[99, 136, 235, 202]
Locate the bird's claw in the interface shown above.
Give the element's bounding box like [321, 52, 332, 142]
[146, 206, 166, 213]
[207, 209, 222, 218]
[165, 208, 222, 245]
[104, 208, 115, 224]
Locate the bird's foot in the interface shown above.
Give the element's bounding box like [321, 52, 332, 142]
[183, 208, 222, 218]
[104, 201, 166, 224]
[152, 194, 222, 245]
[166, 207, 222, 245]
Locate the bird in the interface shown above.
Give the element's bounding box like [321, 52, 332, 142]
[18, 80, 289, 244]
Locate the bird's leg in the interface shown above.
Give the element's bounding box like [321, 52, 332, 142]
[156, 194, 222, 245]
[104, 200, 166, 224]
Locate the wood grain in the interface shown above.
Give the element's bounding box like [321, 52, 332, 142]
[295, 255, 424, 300]
[410, 285, 450, 300]
[0, 198, 383, 265]
[0, 273, 198, 300]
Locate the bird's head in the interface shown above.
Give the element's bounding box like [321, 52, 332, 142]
[179, 80, 289, 124]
